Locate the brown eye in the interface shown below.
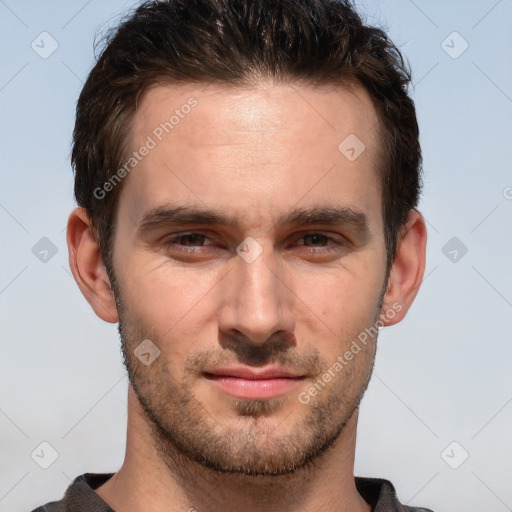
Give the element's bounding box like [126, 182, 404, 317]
[175, 234, 207, 246]
[293, 232, 348, 258]
[163, 232, 218, 255]
[302, 233, 330, 247]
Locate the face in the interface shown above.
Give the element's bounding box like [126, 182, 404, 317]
[110, 81, 388, 475]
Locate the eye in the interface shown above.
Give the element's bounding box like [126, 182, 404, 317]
[301, 233, 330, 247]
[296, 232, 345, 252]
[173, 233, 209, 247]
[163, 232, 218, 253]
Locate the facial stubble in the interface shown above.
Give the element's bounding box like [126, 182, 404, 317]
[110, 270, 384, 479]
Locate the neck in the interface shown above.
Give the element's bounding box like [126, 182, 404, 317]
[96, 385, 371, 512]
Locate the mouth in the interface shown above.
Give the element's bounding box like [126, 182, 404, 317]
[203, 365, 306, 400]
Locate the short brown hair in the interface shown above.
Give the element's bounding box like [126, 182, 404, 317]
[72, 0, 421, 276]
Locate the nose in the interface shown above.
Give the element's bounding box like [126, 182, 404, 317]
[217, 240, 296, 346]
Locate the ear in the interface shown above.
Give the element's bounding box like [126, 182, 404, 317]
[380, 209, 427, 326]
[67, 207, 119, 323]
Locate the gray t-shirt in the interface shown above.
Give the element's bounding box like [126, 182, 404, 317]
[31, 473, 435, 512]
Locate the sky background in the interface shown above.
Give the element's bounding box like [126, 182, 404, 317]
[1, 1, 511, 511]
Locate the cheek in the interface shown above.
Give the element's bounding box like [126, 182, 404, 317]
[293, 267, 383, 326]
[122, 260, 217, 314]
[119, 265, 221, 359]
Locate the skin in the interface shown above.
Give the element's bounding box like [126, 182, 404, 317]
[67, 81, 427, 512]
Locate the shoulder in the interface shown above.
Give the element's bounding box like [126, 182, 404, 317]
[29, 473, 115, 512]
[31, 502, 66, 512]
[355, 476, 436, 512]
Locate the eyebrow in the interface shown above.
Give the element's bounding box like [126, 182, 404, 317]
[137, 204, 370, 237]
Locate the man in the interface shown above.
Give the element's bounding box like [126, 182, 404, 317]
[33, 0, 433, 510]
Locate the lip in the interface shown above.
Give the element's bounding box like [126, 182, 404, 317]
[203, 365, 306, 400]
[205, 365, 303, 380]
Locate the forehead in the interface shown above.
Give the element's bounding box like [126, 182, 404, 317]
[121, 80, 382, 230]
[133, 80, 379, 150]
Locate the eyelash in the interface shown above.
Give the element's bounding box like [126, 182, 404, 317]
[163, 232, 345, 254]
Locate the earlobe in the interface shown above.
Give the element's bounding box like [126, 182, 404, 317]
[67, 207, 119, 323]
[380, 209, 427, 327]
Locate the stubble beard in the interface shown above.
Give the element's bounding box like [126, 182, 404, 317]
[110, 272, 382, 479]
[118, 326, 376, 479]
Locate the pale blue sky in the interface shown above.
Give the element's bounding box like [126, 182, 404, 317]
[1, 1, 511, 511]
